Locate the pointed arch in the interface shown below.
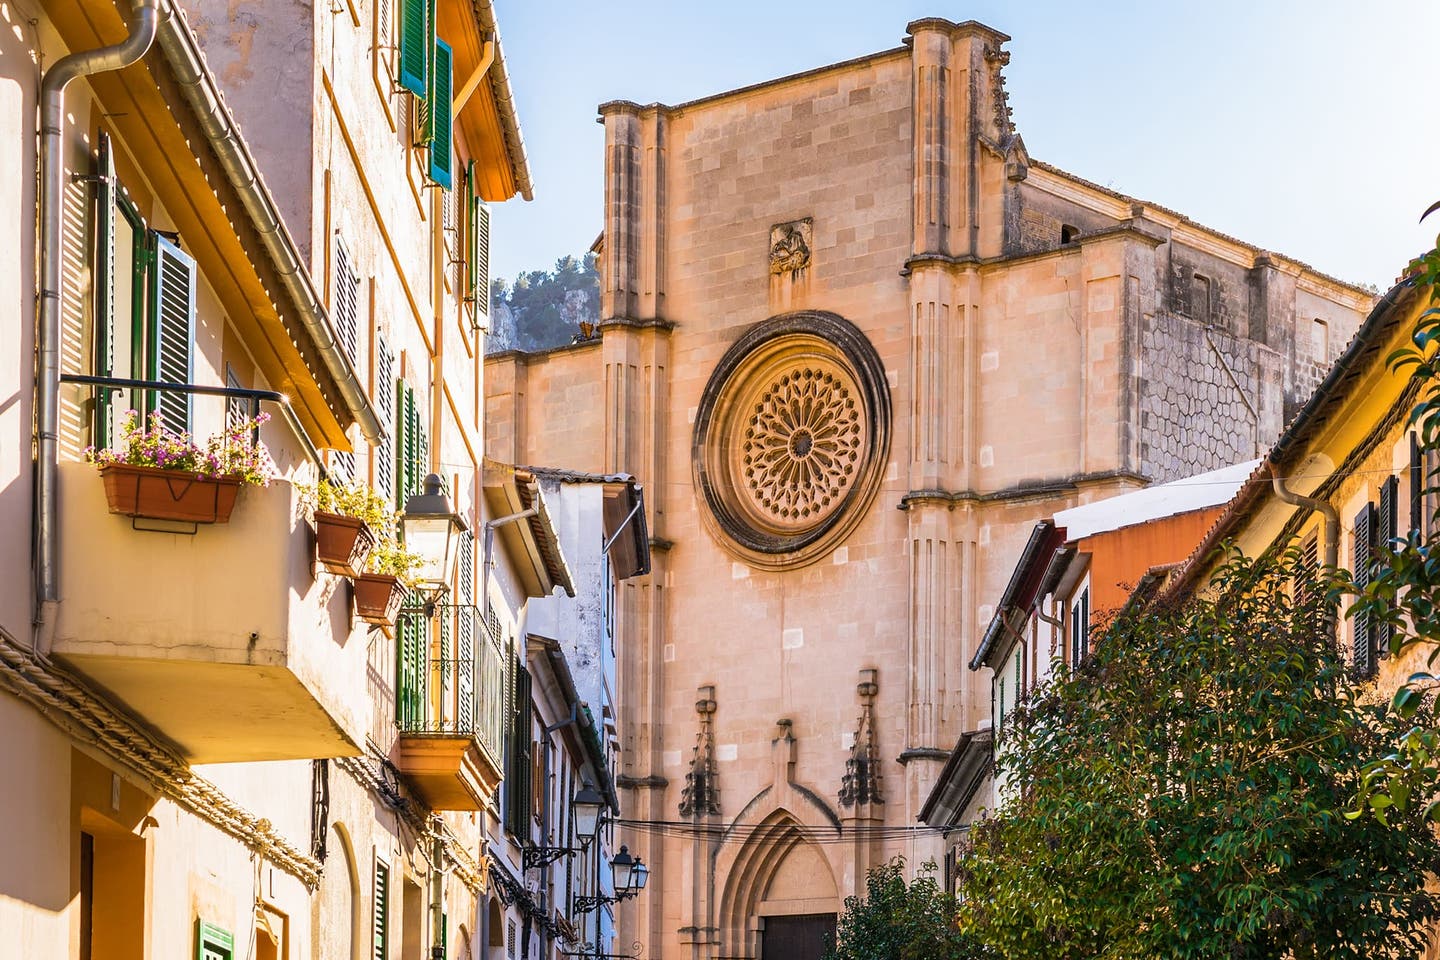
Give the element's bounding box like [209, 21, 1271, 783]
[716, 808, 841, 958]
[316, 820, 361, 960]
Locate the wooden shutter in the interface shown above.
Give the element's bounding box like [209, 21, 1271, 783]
[1353, 502, 1376, 678]
[1411, 433, 1424, 534]
[372, 860, 389, 960]
[396, 380, 428, 506]
[333, 237, 360, 364]
[149, 235, 195, 434]
[426, 39, 454, 189]
[1295, 533, 1320, 608]
[457, 534, 475, 732]
[1378, 477, 1399, 657]
[397, 611, 426, 730]
[505, 659, 532, 836]
[397, 0, 428, 95]
[374, 335, 394, 498]
[94, 132, 118, 448]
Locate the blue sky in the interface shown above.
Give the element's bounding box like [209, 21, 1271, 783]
[490, 1, 1438, 291]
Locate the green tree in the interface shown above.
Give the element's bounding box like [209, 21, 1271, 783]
[956, 550, 1440, 959]
[829, 858, 989, 960]
[488, 253, 599, 352]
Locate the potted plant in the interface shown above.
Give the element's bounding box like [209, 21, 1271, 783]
[353, 538, 423, 633]
[299, 480, 392, 578]
[85, 410, 275, 524]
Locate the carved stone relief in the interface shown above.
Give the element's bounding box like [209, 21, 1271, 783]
[768, 219, 812, 275]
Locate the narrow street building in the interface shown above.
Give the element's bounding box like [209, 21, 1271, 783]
[0, 1, 563, 958]
[484, 17, 1373, 960]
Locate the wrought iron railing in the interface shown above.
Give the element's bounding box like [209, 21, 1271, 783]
[396, 607, 507, 768]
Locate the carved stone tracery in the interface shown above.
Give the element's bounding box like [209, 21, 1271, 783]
[840, 669, 883, 808]
[679, 685, 720, 818]
[692, 311, 892, 570]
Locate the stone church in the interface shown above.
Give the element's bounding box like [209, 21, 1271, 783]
[484, 17, 1371, 960]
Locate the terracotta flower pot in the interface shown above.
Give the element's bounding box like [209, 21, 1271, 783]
[353, 573, 405, 628]
[99, 462, 242, 524]
[314, 511, 376, 578]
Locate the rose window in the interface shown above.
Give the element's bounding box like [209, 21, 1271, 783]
[742, 369, 862, 523]
[692, 311, 892, 570]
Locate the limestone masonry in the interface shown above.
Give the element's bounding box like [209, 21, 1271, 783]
[483, 17, 1373, 960]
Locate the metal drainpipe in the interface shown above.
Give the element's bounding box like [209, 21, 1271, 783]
[35, 0, 160, 637]
[1272, 467, 1339, 570]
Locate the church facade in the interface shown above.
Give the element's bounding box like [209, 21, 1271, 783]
[484, 18, 1370, 960]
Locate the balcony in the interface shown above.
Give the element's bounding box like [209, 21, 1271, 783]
[51, 460, 367, 763]
[393, 616, 507, 811]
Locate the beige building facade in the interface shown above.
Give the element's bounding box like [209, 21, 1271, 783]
[0, 1, 576, 959]
[485, 17, 1373, 960]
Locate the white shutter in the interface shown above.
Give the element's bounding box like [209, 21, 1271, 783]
[151, 235, 195, 434]
[333, 236, 360, 365]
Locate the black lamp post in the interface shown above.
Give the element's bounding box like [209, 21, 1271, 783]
[574, 845, 648, 915]
[523, 780, 608, 870]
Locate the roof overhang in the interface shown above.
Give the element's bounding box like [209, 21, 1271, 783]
[483, 459, 575, 598]
[971, 522, 1066, 670]
[917, 728, 994, 828]
[523, 467, 652, 580]
[438, 0, 532, 201]
[49, 0, 356, 447]
[526, 634, 618, 812]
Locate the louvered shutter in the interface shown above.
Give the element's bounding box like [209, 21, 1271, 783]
[1353, 502, 1376, 678]
[426, 39, 454, 189]
[372, 860, 389, 960]
[1378, 477, 1399, 657]
[1412, 433, 1424, 534]
[333, 237, 361, 364]
[397, 611, 425, 730]
[149, 235, 195, 434]
[375, 335, 394, 498]
[397, 0, 428, 95]
[505, 661, 533, 836]
[396, 381, 427, 507]
[473, 200, 490, 324]
[440, 605, 453, 727]
[458, 534, 475, 732]
[95, 132, 118, 448]
[1295, 533, 1320, 609]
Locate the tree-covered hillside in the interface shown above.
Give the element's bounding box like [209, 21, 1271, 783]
[485, 253, 599, 354]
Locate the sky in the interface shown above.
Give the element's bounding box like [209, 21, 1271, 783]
[489, 0, 1439, 292]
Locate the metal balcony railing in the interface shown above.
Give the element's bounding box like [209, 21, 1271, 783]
[396, 611, 507, 768]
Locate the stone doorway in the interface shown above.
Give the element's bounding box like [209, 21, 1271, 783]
[760, 913, 837, 960]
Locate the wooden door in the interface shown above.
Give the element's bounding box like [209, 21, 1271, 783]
[760, 913, 836, 960]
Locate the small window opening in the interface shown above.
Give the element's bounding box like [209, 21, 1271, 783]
[1192, 273, 1212, 326]
[1060, 224, 1080, 244]
[1313, 318, 1329, 358]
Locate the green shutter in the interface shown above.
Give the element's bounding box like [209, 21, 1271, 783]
[94, 133, 117, 447]
[397, 611, 426, 730]
[505, 660, 532, 836]
[373, 860, 390, 960]
[149, 235, 195, 434]
[426, 39, 454, 189]
[397, 0, 428, 96]
[396, 381, 428, 507]
[197, 922, 234, 960]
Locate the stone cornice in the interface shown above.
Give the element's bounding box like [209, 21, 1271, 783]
[899, 469, 1149, 510]
[616, 774, 669, 790]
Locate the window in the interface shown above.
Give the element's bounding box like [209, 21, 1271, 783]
[1352, 501, 1377, 678]
[373, 858, 390, 960]
[197, 921, 234, 960]
[94, 133, 200, 442]
[425, 39, 454, 189]
[397, 0, 432, 96]
[374, 334, 395, 498]
[1313, 318, 1329, 359]
[396, 610, 428, 730]
[1191, 273, 1212, 326]
[394, 379, 429, 507]
[504, 657, 533, 837]
[1069, 586, 1091, 667]
[1060, 224, 1079, 244]
[333, 236, 361, 365]
[465, 162, 491, 328]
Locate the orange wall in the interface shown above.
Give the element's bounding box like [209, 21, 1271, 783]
[1079, 506, 1225, 615]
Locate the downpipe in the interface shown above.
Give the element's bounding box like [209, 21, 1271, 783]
[1271, 468, 1339, 569]
[35, 0, 160, 642]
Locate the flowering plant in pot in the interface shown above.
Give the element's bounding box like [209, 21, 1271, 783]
[85, 410, 275, 523]
[352, 538, 423, 631]
[298, 479, 392, 578]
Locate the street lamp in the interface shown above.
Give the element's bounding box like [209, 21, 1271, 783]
[401, 473, 467, 614]
[573, 781, 606, 849]
[575, 845, 649, 914]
